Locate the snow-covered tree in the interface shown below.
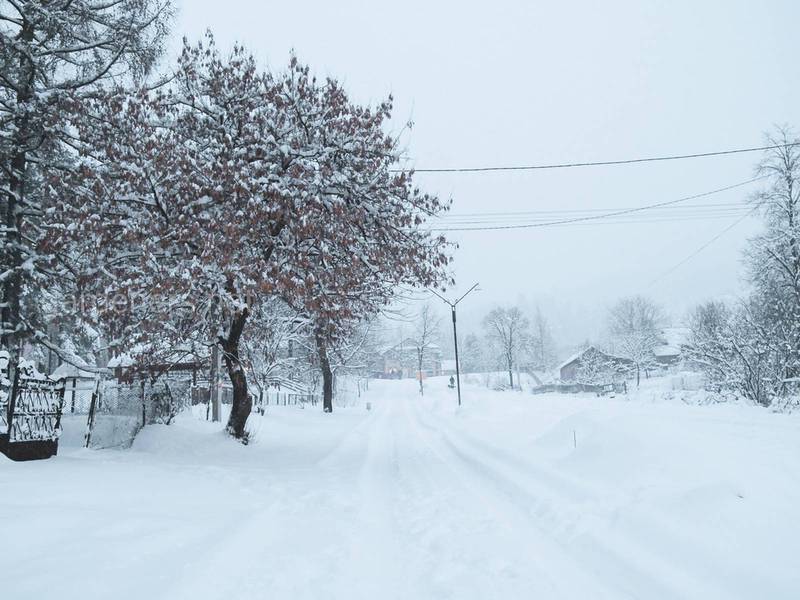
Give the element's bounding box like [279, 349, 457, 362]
[682, 128, 800, 405]
[409, 303, 440, 395]
[574, 347, 620, 387]
[483, 306, 530, 388]
[684, 301, 734, 391]
[744, 127, 800, 387]
[0, 0, 172, 360]
[242, 299, 310, 406]
[681, 128, 800, 407]
[459, 332, 486, 374]
[328, 319, 380, 402]
[44, 36, 451, 439]
[607, 296, 663, 386]
[685, 300, 781, 405]
[529, 306, 557, 370]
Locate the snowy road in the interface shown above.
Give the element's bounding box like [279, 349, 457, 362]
[2, 378, 799, 599]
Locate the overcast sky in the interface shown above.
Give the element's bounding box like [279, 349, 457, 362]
[173, 0, 800, 346]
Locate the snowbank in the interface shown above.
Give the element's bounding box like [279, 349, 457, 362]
[1, 377, 798, 599]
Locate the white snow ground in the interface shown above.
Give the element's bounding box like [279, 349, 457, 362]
[2, 377, 799, 599]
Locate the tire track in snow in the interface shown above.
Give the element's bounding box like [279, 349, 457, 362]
[335, 398, 410, 599]
[396, 395, 621, 599]
[163, 408, 386, 600]
[409, 397, 730, 599]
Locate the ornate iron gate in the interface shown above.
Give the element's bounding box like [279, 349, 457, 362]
[0, 359, 66, 461]
[0, 350, 9, 439]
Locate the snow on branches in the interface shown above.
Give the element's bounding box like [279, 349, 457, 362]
[0, 0, 172, 356]
[43, 34, 452, 437]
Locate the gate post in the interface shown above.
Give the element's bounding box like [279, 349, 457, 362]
[84, 378, 100, 448]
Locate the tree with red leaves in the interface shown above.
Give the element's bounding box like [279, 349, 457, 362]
[0, 0, 172, 363]
[44, 35, 451, 439]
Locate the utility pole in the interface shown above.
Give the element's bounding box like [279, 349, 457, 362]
[450, 305, 461, 405]
[431, 283, 479, 407]
[210, 344, 221, 422]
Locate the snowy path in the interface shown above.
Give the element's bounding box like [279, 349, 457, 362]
[2, 378, 799, 599]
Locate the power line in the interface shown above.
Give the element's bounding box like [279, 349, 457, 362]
[439, 213, 754, 228]
[428, 176, 765, 232]
[398, 141, 799, 173]
[439, 200, 748, 219]
[440, 208, 747, 229]
[645, 207, 759, 288]
[439, 205, 750, 226]
[530, 213, 752, 227]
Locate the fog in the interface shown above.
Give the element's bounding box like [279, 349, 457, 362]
[174, 0, 800, 344]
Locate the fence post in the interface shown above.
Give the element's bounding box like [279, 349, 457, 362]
[140, 380, 146, 427]
[6, 366, 20, 441]
[210, 345, 221, 422]
[70, 376, 77, 413]
[54, 380, 66, 435]
[84, 378, 100, 448]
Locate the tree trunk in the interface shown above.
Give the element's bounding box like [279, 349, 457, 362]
[1, 174, 22, 357]
[315, 330, 333, 413]
[417, 347, 424, 395]
[223, 309, 251, 440]
[1, 22, 33, 356]
[635, 363, 641, 387]
[507, 357, 514, 388]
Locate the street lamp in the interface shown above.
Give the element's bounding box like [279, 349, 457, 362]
[430, 283, 479, 406]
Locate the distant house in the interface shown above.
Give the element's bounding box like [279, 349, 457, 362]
[652, 327, 689, 367]
[528, 369, 557, 387]
[558, 346, 631, 383]
[561, 329, 689, 384]
[372, 339, 443, 379]
[51, 361, 100, 414]
[441, 359, 457, 376]
[107, 348, 209, 384]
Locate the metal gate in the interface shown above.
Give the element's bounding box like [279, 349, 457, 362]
[0, 359, 66, 461]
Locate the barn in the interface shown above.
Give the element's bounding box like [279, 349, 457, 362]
[558, 346, 631, 383]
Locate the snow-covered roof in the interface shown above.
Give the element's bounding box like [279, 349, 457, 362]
[107, 346, 209, 369]
[653, 345, 680, 357]
[557, 346, 630, 371]
[661, 327, 690, 347]
[107, 353, 135, 368]
[51, 362, 96, 380]
[380, 339, 442, 356]
[530, 370, 557, 385]
[557, 347, 593, 371]
[652, 327, 690, 358]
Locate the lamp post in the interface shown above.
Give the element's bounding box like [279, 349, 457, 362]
[430, 283, 479, 406]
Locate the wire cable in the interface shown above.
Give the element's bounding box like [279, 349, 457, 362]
[439, 205, 751, 226]
[645, 207, 759, 288]
[428, 176, 765, 232]
[438, 200, 748, 219]
[398, 142, 799, 173]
